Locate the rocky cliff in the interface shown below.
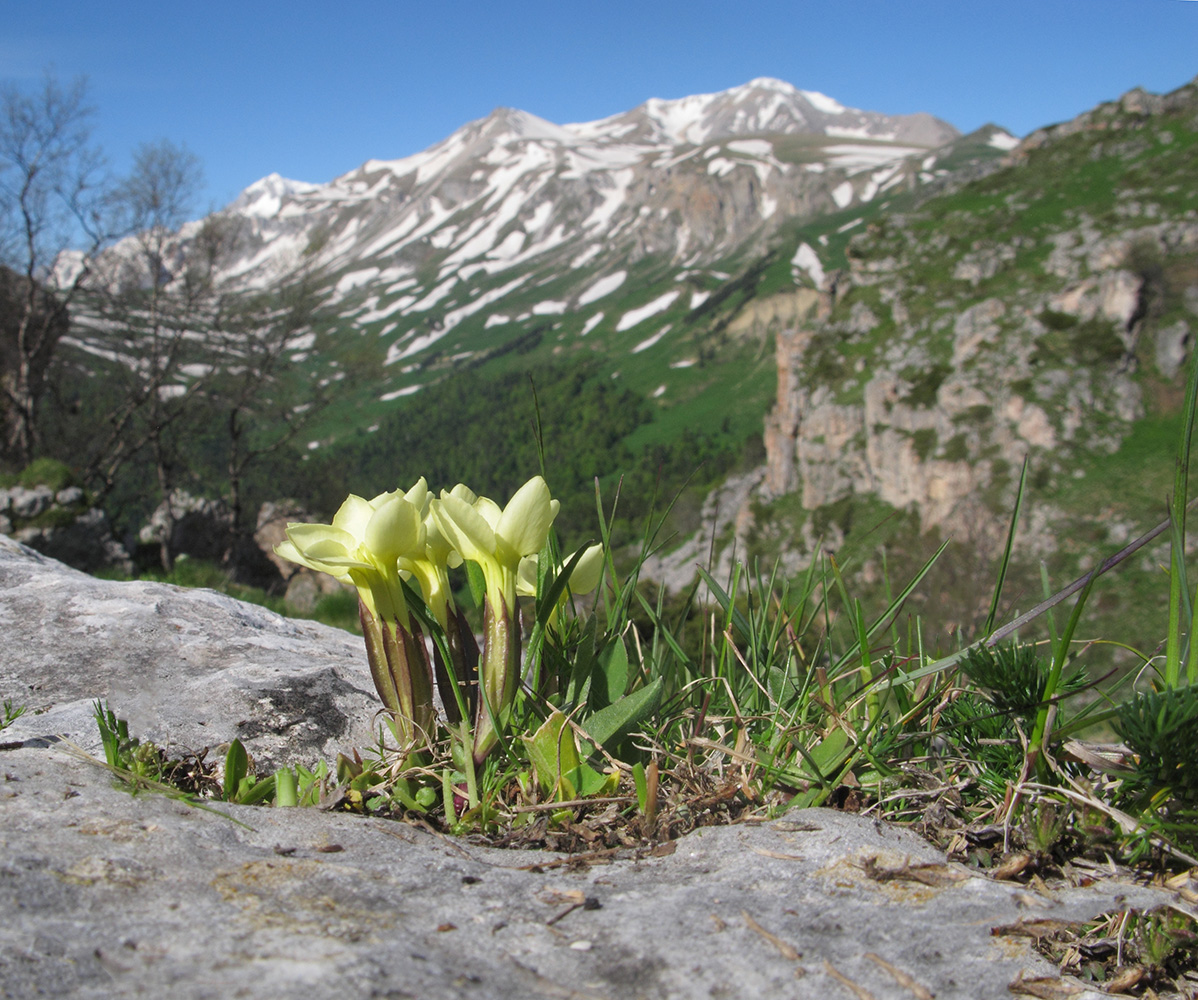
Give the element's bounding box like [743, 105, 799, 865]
[656, 76, 1198, 640]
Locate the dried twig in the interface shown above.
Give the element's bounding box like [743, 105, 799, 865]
[822, 960, 878, 1000]
[864, 952, 933, 1000]
[741, 911, 801, 961]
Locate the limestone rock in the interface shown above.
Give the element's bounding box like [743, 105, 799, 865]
[0, 485, 131, 576]
[254, 499, 311, 581]
[1156, 319, 1192, 379]
[138, 489, 232, 562]
[254, 500, 347, 611]
[0, 535, 377, 770]
[7, 484, 54, 519]
[14, 507, 134, 577]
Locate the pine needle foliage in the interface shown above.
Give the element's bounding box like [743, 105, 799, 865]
[1116, 686, 1198, 806]
[959, 641, 1085, 725]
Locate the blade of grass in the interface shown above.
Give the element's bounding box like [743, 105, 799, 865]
[987, 497, 1198, 648]
[984, 456, 1029, 636]
[1166, 335, 1198, 687]
[1028, 573, 1097, 769]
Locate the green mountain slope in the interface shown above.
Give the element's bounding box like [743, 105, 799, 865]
[730, 75, 1198, 658]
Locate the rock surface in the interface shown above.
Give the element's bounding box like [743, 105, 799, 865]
[0, 538, 1183, 1000]
[0, 485, 132, 576]
[0, 535, 378, 769]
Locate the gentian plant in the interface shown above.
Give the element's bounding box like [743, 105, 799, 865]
[277, 475, 599, 767]
[429, 475, 562, 762]
[276, 480, 435, 757]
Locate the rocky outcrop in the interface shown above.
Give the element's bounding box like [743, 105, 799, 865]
[1015, 74, 1198, 158]
[0, 535, 376, 768]
[757, 264, 1154, 566]
[254, 499, 349, 609]
[139, 488, 233, 562]
[0, 483, 131, 575]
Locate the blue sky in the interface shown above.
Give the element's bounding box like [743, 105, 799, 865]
[4, 1, 1197, 215]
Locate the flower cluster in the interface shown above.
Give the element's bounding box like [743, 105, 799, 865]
[276, 476, 601, 763]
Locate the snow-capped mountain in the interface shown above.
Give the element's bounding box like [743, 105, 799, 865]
[583, 77, 959, 147]
[207, 78, 969, 294]
[84, 78, 1012, 411]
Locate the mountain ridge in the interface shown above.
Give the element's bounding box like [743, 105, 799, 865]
[78, 76, 998, 421]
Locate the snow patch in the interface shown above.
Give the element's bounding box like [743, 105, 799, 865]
[581, 312, 604, 336]
[860, 163, 903, 202]
[825, 144, 925, 171]
[560, 143, 646, 179]
[616, 290, 681, 332]
[357, 210, 422, 259]
[632, 324, 672, 353]
[726, 139, 773, 157]
[380, 385, 423, 402]
[488, 230, 527, 261]
[583, 168, 634, 230]
[571, 245, 601, 268]
[988, 131, 1020, 150]
[406, 276, 458, 313]
[358, 295, 418, 325]
[485, 314, 511, 328]
[578, 270, 627, 305]
[689, 290, 711, 310]
[791, 243, 825, 287]
[232, 173, 318, 219]
[643, 93, 719, 145]
[334, 267, 380, 298]
[438, 275, 531, 335]
[532, 300, 567, 315]
[524, 199, 553, 233]
[801, 90, 846, 115]
[825, 125, 896, 141]
[831, 181, 854, 208]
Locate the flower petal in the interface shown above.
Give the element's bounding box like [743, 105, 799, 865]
[404, 477, 430, 513]
[285, 522, 358, 556]
[474, 496, 502, 530]
[568, 543, 604, 595]
[365, 495, 423, 562]
[516, 554, 538, 597]
[332, 495, 374, 541]
[497, 476, 558, 557]
[432, 492, 496, 564]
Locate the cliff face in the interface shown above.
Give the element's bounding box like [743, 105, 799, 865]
[756, 76, 1198, 581]
[762, 245, 1157, 553]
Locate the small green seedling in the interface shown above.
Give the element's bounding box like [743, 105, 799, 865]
[1, 698, 25, 731]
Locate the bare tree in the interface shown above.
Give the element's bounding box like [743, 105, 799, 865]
[80, 140, 206, 570]
[3, 83, 332, 575]
[0, 73, 108, 468]
[80, 184, 332, 576]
